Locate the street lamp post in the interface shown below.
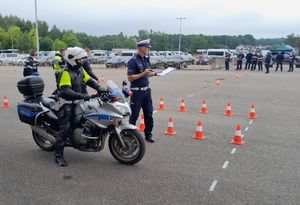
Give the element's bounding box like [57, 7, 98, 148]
[34, 0, 40, 58]
[176, 17, 186, 52]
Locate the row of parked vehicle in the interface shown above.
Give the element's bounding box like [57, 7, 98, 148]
[0, 51, 55, 67]
[91, 50, 194, 69]
[0, 50, 195, 69]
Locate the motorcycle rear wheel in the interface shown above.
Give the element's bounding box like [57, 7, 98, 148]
[32, 131, 55, 152]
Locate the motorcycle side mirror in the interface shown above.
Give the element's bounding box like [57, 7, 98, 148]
[122, 80, 128, 86]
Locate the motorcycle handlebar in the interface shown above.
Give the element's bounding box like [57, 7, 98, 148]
[90, 93, 101, 99]
[90, 92, 110, 102]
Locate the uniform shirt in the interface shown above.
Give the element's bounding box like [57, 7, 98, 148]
[276, 54, 284, 63]
[252, 54, 258, 63]
[237, 53, 245, 62]
[289, 55, 295, 63]
[25, 56, 38, 73]
[127, 53, 150, 88]
[225, 54, 231, 62]
[258, 55, 264, 62]
[246, 53, 253, 61]
[265, 54, 272, 64]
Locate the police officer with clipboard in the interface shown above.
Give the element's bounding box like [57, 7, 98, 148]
[127, 39, 158, 143]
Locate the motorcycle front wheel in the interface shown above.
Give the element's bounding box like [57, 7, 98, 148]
[109, 129, 145, 165]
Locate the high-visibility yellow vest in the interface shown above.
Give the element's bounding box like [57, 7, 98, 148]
[53, 55, 63, 73]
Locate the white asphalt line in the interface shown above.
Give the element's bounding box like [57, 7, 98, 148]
[244, 127, 249, 131]
[231, 148, 236, 154]
[186, 93, 195, 98]
[209, 180, 218, 192]
[241, 134, 244, 139]
[249, 120, 253, 125]
[153, 110, 158, 114]
[222, 161, 229, 169]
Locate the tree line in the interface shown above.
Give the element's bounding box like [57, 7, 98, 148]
[1, 14, 298, 54]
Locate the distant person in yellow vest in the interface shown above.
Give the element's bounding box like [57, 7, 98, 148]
[52, 49, 66, 94]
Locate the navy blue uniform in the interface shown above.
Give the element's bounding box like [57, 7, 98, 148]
[257, 54, 263, 71]
[265, 53, 272, 73]
[225, 53, 231, 70]
[23, 56, 38, 77]
[127, 54, 154, 140]
[245, 53, 253, 70]
[236, 53, 244, 70]
[288, 54, 295, 72]
[251, 53, 258, 71]
[275, 53, 284, 72]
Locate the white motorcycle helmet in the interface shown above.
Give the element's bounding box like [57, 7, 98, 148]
[65, 47, 87, 68]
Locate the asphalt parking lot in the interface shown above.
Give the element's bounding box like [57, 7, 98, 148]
[0, 65, 299, 205]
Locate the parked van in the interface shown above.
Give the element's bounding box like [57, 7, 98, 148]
[206, 49, 230, 59]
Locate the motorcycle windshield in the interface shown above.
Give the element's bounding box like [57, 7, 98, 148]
[107, 80, 126, 103]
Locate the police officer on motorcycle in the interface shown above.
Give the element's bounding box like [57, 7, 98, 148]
[55, 47, 107, 166]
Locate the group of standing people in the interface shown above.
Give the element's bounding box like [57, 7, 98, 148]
[232, 51, 296, 74]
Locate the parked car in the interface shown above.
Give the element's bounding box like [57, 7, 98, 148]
[105, 56, 125, 68]
[159, 51, 188, 69]
[295, 56, 300, 68]
[0, 53, 20, 65]
[196, 49, 208, 65]
[90, 50, 110, 64]
[181, 52, 194, 65]
[149, 51, 165, 69]
[120, 50, 136, 65]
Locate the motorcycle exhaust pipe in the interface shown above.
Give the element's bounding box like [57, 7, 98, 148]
[31, 126, 56, 144]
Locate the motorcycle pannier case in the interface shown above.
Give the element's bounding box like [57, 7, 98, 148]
[17, 101, 44, 125]
[17, 76, 44, 97]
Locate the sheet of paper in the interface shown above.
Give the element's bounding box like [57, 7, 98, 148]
[157, 67, 176, 76]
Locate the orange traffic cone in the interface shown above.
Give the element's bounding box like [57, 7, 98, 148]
[158, 97, 166, 110]
[2, 96, 10, 108]
[200, 100, 208, 114]
[138, 114, 145, 131]
[248, 104, 257, 119]
[234, 73, 239, 78]
[230, 124, 244, 145]
[224, 102, 233, 116]
[216, 79, 221, 87]
[178, 98, 187, 112]
[192, 121, 206, 140]
[165, 118, 176, 136]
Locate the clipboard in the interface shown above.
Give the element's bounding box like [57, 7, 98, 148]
[157, 67, 176, 76]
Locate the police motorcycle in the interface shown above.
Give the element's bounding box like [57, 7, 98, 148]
[16, 76, 145, 165]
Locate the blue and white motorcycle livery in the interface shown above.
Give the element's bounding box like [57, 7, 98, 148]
[17, 77, 145, 165]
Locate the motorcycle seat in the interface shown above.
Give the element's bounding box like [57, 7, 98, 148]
[41, 97, 56, 109]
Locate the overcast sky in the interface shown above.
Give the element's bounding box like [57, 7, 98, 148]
[1, 0, 300, 38]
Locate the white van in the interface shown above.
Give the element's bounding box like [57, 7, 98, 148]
[121, 50, 136, 64]
[207, 49, 230, 59]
